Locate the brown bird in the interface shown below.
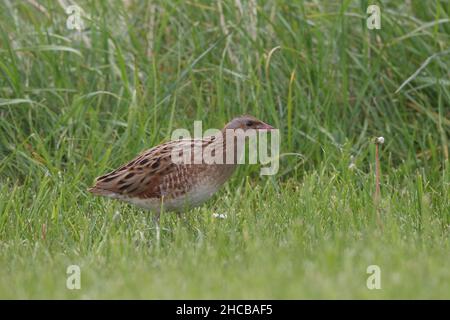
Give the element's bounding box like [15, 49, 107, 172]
[88, 115, 274, 222]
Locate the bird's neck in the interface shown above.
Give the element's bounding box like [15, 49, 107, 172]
[218, 128, 242, 165]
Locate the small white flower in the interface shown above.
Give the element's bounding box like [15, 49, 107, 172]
[212, 213, 227, 219]
[113, 211, 121, 222]
[375, 136, 385, 144]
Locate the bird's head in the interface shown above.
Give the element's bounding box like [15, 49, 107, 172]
[224, 115, 274, 131]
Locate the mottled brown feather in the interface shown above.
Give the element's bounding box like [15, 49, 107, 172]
[88, 137, 219, 200]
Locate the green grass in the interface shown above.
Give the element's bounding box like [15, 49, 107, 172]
[0, 0, 449, 299]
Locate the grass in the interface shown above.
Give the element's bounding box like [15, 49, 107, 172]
[0, 0, 449, 299]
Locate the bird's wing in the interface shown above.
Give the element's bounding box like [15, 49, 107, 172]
[88, 138, 214, 199]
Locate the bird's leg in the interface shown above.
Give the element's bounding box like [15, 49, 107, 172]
[153, 211, 161, 247]
[153, 197, 165, 247]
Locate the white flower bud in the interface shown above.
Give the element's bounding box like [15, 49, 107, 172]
[375, 136, 385, 144]
[212, 213, 227, 219]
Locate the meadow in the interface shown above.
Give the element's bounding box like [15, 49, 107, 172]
[0, 0, 449, 299]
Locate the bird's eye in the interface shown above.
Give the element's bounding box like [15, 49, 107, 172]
[245, 120, 254, 127]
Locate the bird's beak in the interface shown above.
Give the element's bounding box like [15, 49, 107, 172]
[258, 122, 275, 130]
